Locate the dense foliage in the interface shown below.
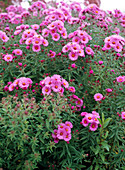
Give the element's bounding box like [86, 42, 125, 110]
[0, 1, 125, 169]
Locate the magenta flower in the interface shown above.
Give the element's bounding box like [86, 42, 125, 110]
[68, 52, 78, 61]
[121, 112, 125, 120]
[52, 33, 60, 41]
[42, 39, 49, 46]
[85, 47, 94, 55]
[57, 129, 66, 140]
[76, 99, 83, 107]
[85, 113, 93, 123]
[52, 129, 58, 138]
[62, 79, 69, 88]
[116, 76, 124, 82]
[4, 54, 13, 62]
[8, 83, 16, 91]
[52, 83, 61, 93]
[32, 45, 41, 52]
[42, 85, 51, 95]
[13, 49, 22, 55]
[82, 117, 89, 127]
[18, 77, 29, 89]
[65, 121, 73, 128]
[89, 122, 98, 131]
[68, 86, 75, 93]
[94, 93, 103, 101]
[63, 133, 71, 142]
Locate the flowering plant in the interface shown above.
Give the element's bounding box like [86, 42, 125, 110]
[0, 0, 125, 169]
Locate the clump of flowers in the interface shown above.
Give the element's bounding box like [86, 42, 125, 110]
[103, 34, 125, 52]
[52, 121, 73, 143]
[81, 111, 100, 131]
[39, 74, 69, 95]
[5, 77, 33, 91]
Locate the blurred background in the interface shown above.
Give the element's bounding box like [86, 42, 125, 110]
[0, 0, 125, 12]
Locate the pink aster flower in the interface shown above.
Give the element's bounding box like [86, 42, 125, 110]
[64, 126, 71, 134]
[63, 133, 71, 142]
[31, 24, 39, 30]
[62, 45, 70, 53]
[89, 122, 98, 131]
[85, 113, 93, 123]
[116, 76, 124, 82]
[52, 33, 60, 41]
[76, 99, 83, 107]
[92, 116, 100, 124]
[114, 43, 122, 52]
[62, 78, 69, 88]
[18, 77, 29, 89]
[65, 121, 73, 128]
[68, 52, 78, 61]
[121, 112, 125, 120]
[57, 129, 66, 140]
[70, 43, 80, 53]
[13, 49, 22, 55]
[104, 43, 111, 50]
[81, 36, 89, 44]
[52, 83, 61, 92]
[85, 47, 94, 55]
[82, 117, 89, 127]
[72, 36, 80, 43]
[42, 85, 51, 95]
[1, 34, 9, 42]
[42, 39, 49, 46]
[61, 31, 67, 39]
[8, 83, 16, 91]
[42, 28, 49, 37]
[32, 37, 42, 46]
[58, 123, 66, 130]
[4, 54, 13, 62]
[94, 93, 103, 101]
[32, 45, 41, 52]
[51, 74, 61, 84]
[68, 86, 75, 93]
[25, 38, 32, 45]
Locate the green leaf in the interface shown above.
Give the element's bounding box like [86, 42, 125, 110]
[97, 118, 102, 125]
[100, 154, 105, 162]
[103, 118, 112, 128]
[101, 141, 110, 151]
[102, 113, 105, 123]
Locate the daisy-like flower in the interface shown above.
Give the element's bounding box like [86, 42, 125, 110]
[8, 83, 16, 91]
[25, 38, 32, 45]
[68, 86, 75, 93]
[42, 28, 49, 37]
[61, 31, 67, 39]
[81, 36, 89, 44]
[72, 36, 80, 43]
[63, 133, 71, 142]
[4, 54, 13, 62]
[68, 52, 78, 61]
[116, 76, 124, 82]
[31, 24, 39, 30]
[58, 123, 66, 130]
[52, 33, 60, 41]
[42, 85, 51, 95]
[32, 45, 41, 52]
[13, 49, 22, 56]
[94, 93, 103, 101]
[85, 47, 94, 55]
[82, 117, 89, 127]
[65, 121, 73, 128]
[32, 37, 42, 46]
[18, 77, 29, 89]
[89, 122, 98, 131]
[121, 112, 125, 120]
[1, 34, 9, 42]
[85, 113, 93, 123]
[114, 43, 122, 52]
[104, 43, 111, 50]
[42, 39, 49, 46]
[70, 43, 80, 53]
[52, 83, 61, 92]
[76, 98, 83, 107]
[52, 129, 58, 138]
[62, 45, 70, 53]
[61, 78, 69, 88]
[57, 129, 66, 140]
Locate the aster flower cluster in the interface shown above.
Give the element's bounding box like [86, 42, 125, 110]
[44, 20, 67, 41]
[52, 121, 73, 143]
[0, 30, 9, 42]
[4, 77, 33, 92]
[81, 111, 100, 131]
[39, 74, 69, 95]
[62, 30, 93, 61]
[20, 29, 49, 52]
[103, 35, 125, 52]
